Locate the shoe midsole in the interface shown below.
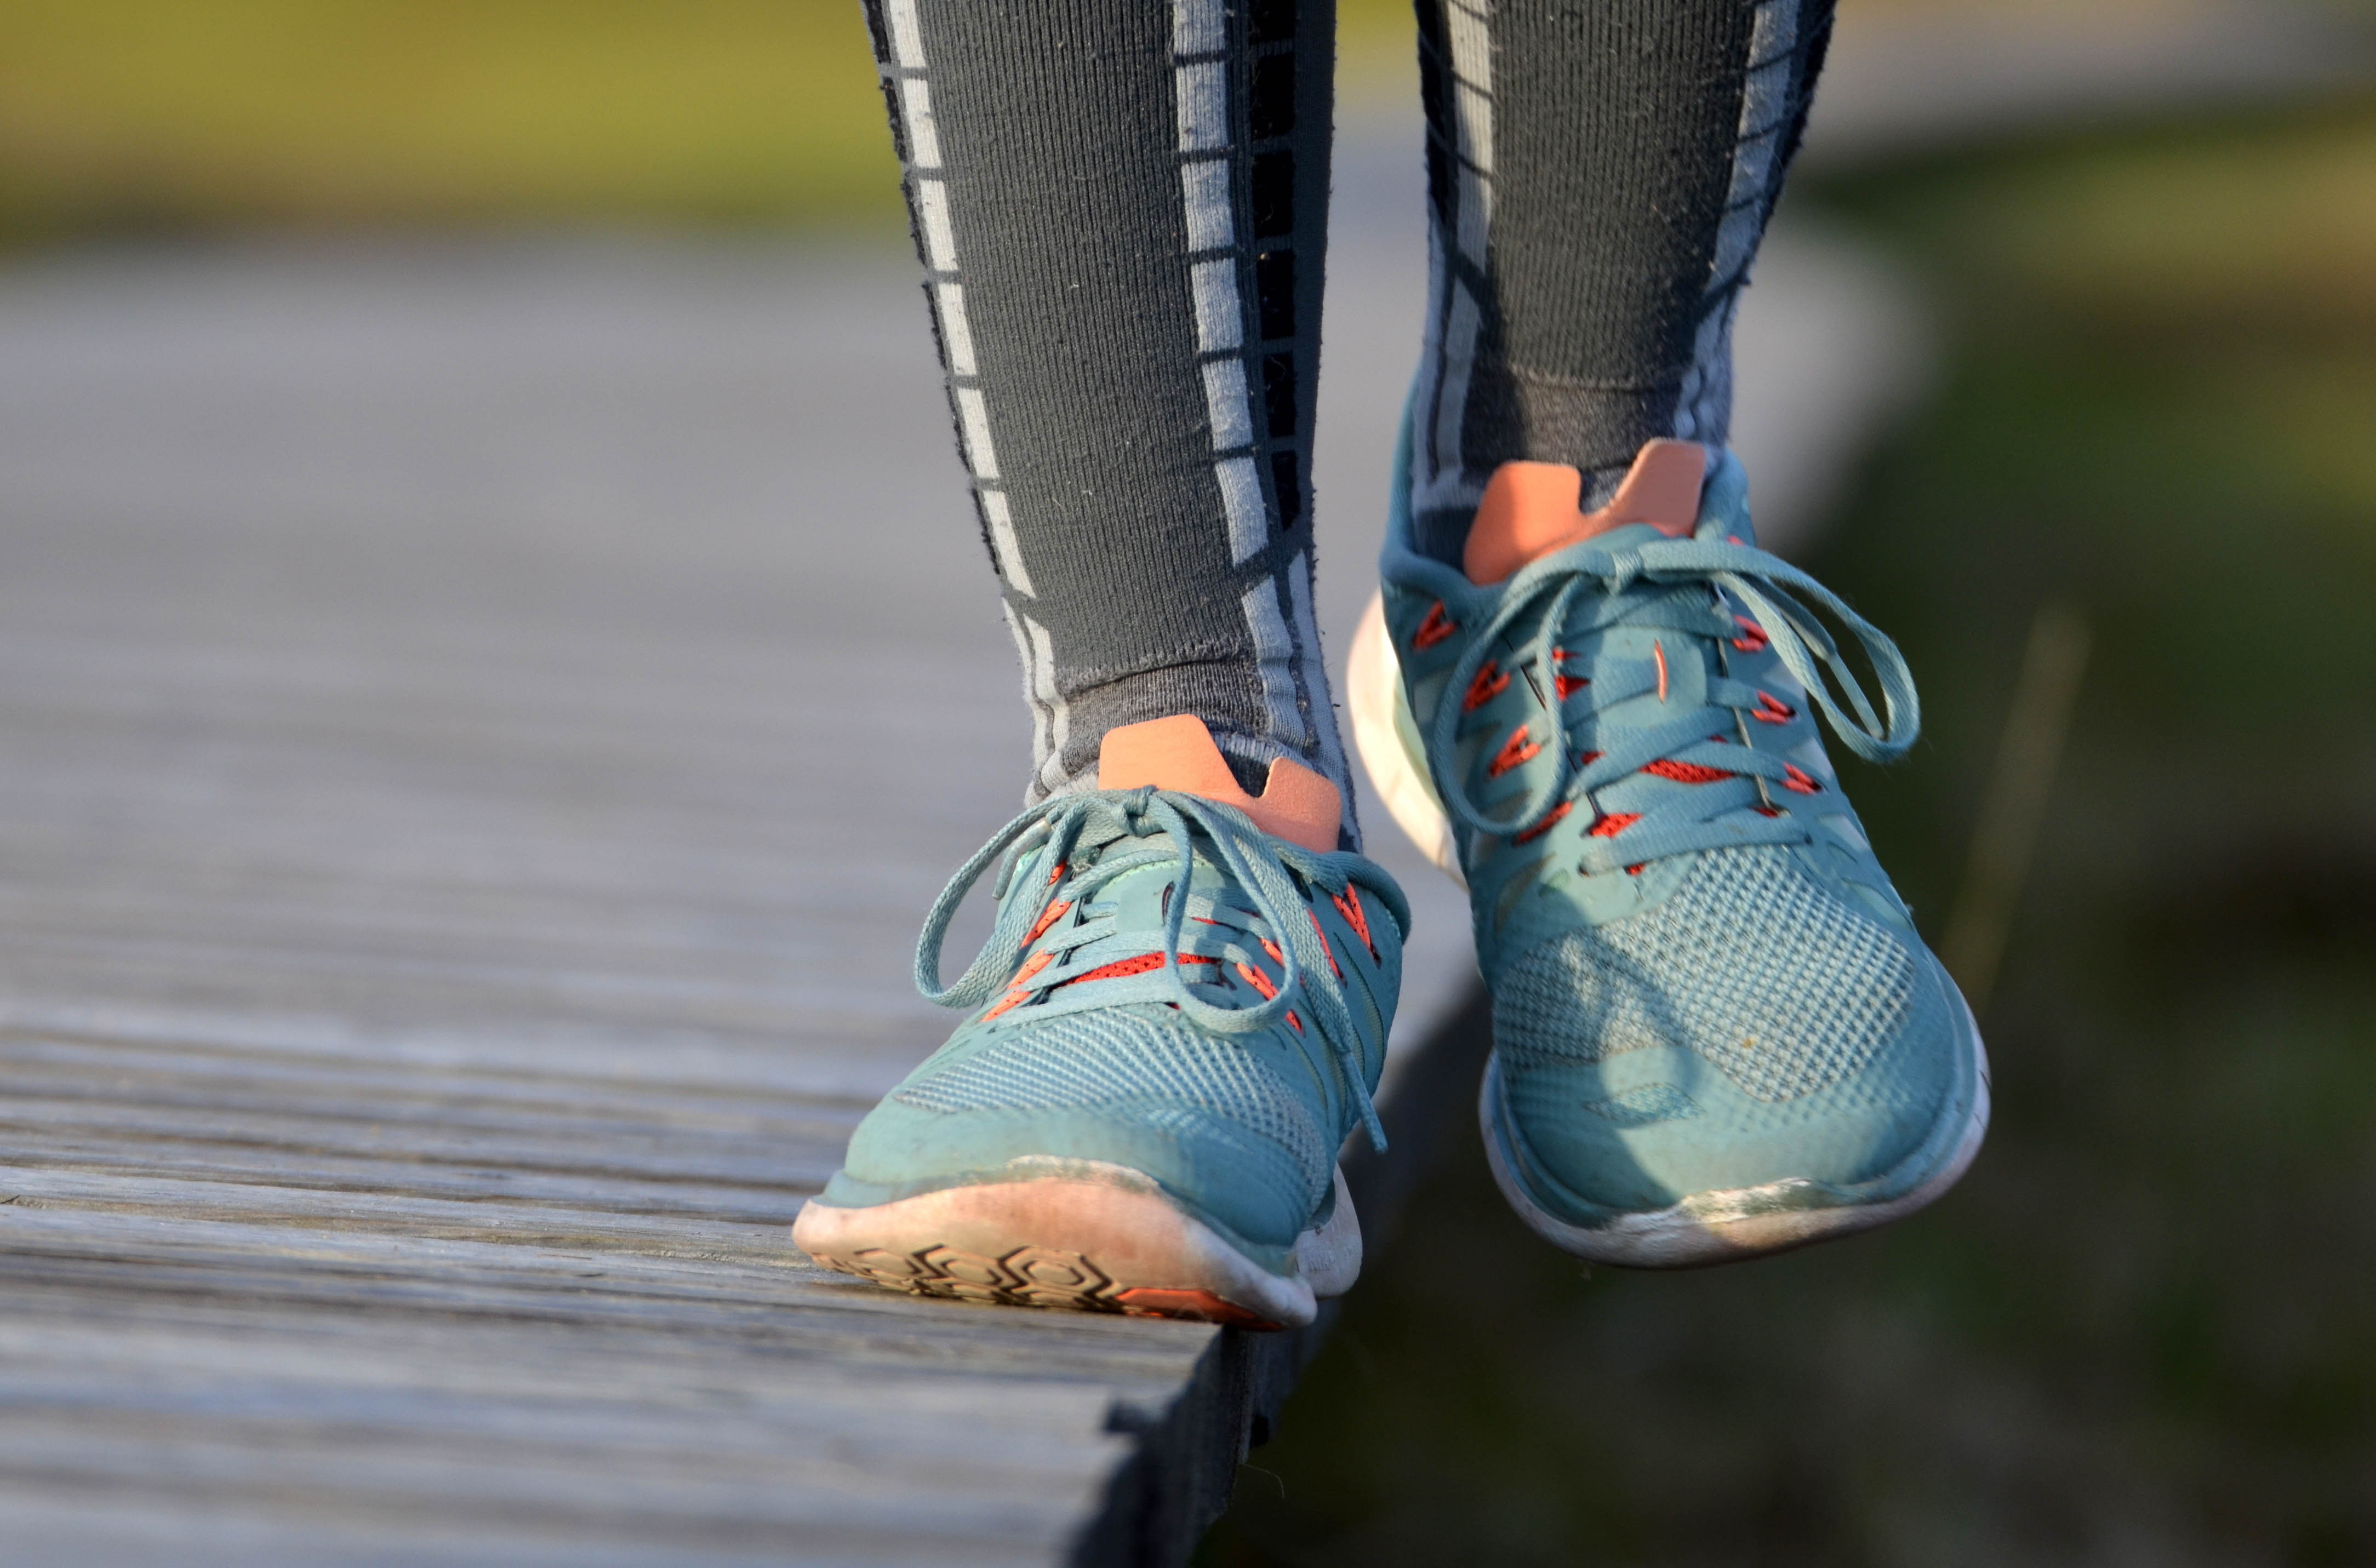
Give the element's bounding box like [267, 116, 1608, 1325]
[793, 1159, 1360, 1329]
[1347, 591, 1464, 884]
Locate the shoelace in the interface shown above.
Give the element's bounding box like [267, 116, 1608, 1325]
[1430, 523, 1920, 876]
[914, 787, 1408, 1151]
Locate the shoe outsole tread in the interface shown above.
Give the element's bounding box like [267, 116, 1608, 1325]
[793, 1161, 1361, 1330]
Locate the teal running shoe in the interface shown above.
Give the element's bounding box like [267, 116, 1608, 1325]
[795, 716, 1407, 1327]
[1349, 436, 1988, 1265]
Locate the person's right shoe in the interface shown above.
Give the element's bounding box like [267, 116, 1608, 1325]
[1351, 434, 1989, 1265]
[796, 715, 1407, 1327]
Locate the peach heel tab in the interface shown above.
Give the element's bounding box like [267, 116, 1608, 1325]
[1096, 716, 1341, 854]
[1462, 439, 1706, 586]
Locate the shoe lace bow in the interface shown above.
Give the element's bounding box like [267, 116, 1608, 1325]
[1429, 525, 1921, 874]
[915, 787, 1408, 1151]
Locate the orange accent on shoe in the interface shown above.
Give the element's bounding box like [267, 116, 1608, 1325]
[1752, 690, 1796, 725]
[1551, 645, 1590, 700]
[1487, 724, 1541, 779]
[1023, 899, 1072, 945]
[1307, 910, 1342, 979]
[1112, 1287, 1284, 1330]
[1232, 962, 1301, 1032]
[982, 950, 1055, 1021]
[1513, 800, 1573, 845]
[1060, 951, 1219, 988]
[1654, 639, 1669, 702]
[1782, 764, 1823, 795]
[1732, 615, 1770, 653]
[1463, 660, 1510, 712]
[1096, 714, 1340, 854]
[1645, 759, 1730, 783]
[1412, 601, 1457, 650]
[1258, 936, 1286, 966]
[1462, 440, 1706, 586]
[1329, 887, 1376, 959]
[1590, 812, 1642, 838]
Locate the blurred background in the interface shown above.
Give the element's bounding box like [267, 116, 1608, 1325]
[3, 0, 2372, 1562]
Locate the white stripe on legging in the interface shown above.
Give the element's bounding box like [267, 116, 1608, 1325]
[1173, 0, 1313, 769]
[890, 0, 1053, 777]
[886, 2, 1036, 593]
[1284, 550, 1351, 837]
[1004, 604, 1074, 801]
[1172, 0, 1267, 568]
[1241, 575, 1309, 750]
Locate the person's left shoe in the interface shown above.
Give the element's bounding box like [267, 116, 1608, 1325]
[1350, 435, 1988, 1266]
[795, 716, 1407, 1328]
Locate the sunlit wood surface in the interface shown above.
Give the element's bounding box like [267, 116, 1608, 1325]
[0, 242, 1487, 1566]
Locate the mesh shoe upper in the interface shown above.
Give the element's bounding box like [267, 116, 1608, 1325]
[1495, 846, 1921, 1104]
[885, 1004, 1336, 1240]
[823, 776, 1406, 1264]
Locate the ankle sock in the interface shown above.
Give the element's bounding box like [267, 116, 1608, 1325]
[863, 0, 1353, 841]
[1406, 0, 1836, 564]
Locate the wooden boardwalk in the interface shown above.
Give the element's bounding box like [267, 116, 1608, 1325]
[0, 239, 1487, 1566]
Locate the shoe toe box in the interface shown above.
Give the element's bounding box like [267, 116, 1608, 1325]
[1490, 848, 1968, 1218]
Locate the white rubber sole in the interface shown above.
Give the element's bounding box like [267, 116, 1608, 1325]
[793, 1159, 1360, 1331]
[1347, 592, 1463, 884]
[1349, 587, 1994, 1266]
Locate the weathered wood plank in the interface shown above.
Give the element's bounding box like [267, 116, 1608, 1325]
[0, 240, 1484, 1565]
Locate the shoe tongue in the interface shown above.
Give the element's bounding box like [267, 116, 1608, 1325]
[1096, 716, 1340, 854]
[1462, 439, 1705, 586]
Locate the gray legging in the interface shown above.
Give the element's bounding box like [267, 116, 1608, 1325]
[861, 0, 1832, 840]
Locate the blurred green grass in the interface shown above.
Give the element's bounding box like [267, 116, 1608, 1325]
[1201, 100, 2376, 1567]
[0, 0, 895, 238]
[0, 0, 1415, 243]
